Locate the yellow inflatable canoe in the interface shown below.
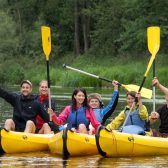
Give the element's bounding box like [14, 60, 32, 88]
[0, 128, 53, 153]
[96, 126, 168, 157]
[48, 128, 98, 158]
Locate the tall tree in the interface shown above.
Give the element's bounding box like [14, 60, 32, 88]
[0, 11, 19, 59]
[74, 0, 80, 55]
[81, 0, 91, 52]
[118, 0, 168, 55]
[91, 0, 124, 56]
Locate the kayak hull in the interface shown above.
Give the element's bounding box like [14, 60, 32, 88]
[0, 129, 53, 153]
[49, 128, 98, 157]
[96, 126, 168, 157]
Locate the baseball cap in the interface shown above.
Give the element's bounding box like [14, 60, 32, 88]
[20, 80, 32, 87]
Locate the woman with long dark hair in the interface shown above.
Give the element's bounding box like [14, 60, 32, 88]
[48, 88, 100, 134]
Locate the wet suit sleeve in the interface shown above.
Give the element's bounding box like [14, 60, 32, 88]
[0, 87, 17, 106]
[101, 91, 119, 125]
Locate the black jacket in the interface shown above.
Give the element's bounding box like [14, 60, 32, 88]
[0, 88, 49, 131]
[157, 104, 168, 133]
[35, 95, 56, 111]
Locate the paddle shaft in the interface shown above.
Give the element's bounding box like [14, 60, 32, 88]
[63, 64, 154, 99]
[120, 76, 146, 128]
[41, 26, 52, 121]
[121, 72, 147, 128]
[122, 27, 160, 129]
[153, 59, 156, 111]
[63, 64, 112, 83]
[46, 60, 52, 121]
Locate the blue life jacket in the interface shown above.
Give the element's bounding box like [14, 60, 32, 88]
[93, 90, 119, 124]
[67, 107, 90, 130]
[93, 108, 102, 123]
[124, 108, 146, 129]
[120, 108, 147, 135]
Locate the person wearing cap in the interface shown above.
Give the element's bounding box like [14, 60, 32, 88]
[149, 77, 168, 137]
[0, 80, 49, 133]
[88, 80, 119, 125]
[106, 91, 148, 135]
[87, 80, 119, 134]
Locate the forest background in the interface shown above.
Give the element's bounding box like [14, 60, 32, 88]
[0, 0, 167, 89]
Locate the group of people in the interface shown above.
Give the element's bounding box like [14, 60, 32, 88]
[0, 77, 168, 137]
[0, 79, 119, 134]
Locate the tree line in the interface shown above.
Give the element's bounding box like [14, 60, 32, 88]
[0, 0, 167, 84]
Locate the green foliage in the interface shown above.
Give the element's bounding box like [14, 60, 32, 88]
[118, 0, 168, 55]
[42, 0, 74, 56]
[0, 62, 24, 85]
[0, 0, 167, 87]
[0, 11, 19, 57]
[91, 0, 124, 55]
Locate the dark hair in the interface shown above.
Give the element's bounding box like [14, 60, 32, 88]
[126, 91, 136, 98]
[71, 88, 88, 110]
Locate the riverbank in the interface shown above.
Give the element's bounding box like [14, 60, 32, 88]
[0, 53, 167, 88]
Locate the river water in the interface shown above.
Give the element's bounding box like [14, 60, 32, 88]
[0, 86, 167, 167]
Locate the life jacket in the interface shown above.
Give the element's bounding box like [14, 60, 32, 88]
[67, 107, 90, 130]
[36, 95, 55, 129]
[124, 107, 146, 129]
[93, 108, 102, 123]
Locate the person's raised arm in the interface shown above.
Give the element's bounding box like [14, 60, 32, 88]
[0, 87, 17, 106]
[136, 93, 148, 121]
[153, 77, 168, 96]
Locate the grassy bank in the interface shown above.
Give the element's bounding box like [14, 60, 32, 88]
[0, 53, 167, 89]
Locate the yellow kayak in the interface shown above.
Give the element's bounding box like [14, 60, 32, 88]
[0, 128, 54, 153]
[96, 126, 168, 157]
[48, 128, 98, 157]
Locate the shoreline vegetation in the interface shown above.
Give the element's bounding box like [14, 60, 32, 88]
[0, 1, 167, 90]
[0, 53, 167, 90]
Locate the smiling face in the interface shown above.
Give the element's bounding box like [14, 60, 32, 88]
[126, 94, 135, 107]
[89, 98, 100, 108]
[74, 91, 85, 107]
[39, 81, 48, 96]
[20, 83, 32, 96]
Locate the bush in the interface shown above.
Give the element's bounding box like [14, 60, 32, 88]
[0, 62, 24, 85]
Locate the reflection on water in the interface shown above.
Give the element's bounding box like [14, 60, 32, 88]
[0, 87, 167, 167]
[97, 156, 168, 168]
[1, 152, 168, 167]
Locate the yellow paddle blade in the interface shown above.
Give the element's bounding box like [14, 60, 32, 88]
[147, 26, 160, 55]
[144, 53, 156, 77]
[41, 26, 51, 60]
[122, 84, 152, 99]
[145, 26, 160, 77]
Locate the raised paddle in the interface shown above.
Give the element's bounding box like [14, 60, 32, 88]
[147, 26, 160, 111]
[63, 64, 152, 99]
[41, 26, 60, 133]
[41, 26, 52, 121]
[121, 26, 160, 129]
